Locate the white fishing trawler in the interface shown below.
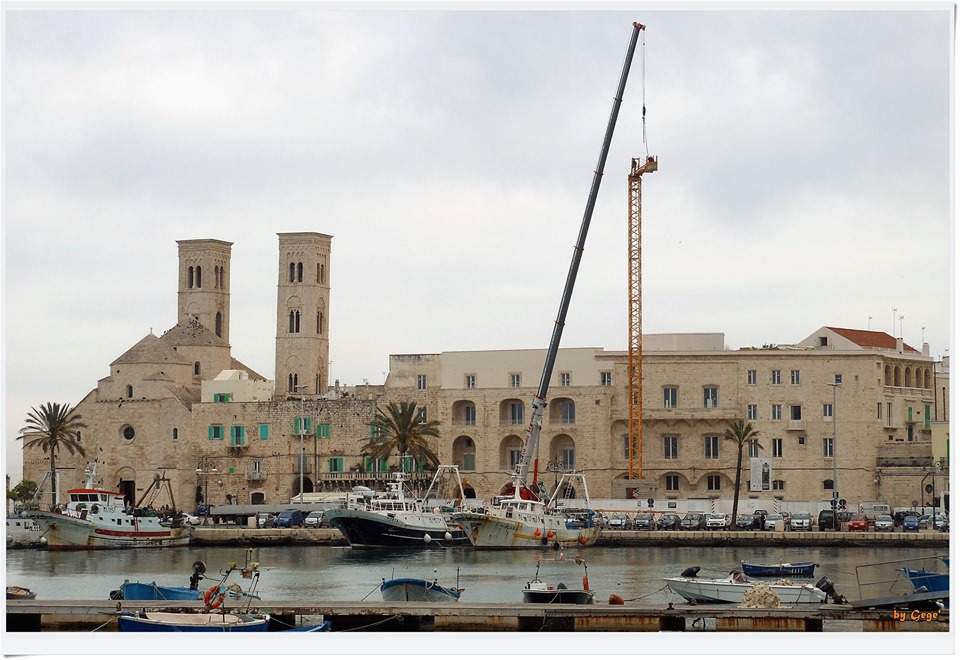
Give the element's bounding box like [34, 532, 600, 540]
[24, 460, 191, 550]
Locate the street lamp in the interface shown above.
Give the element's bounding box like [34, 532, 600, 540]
[829, 376, 842, 531]
[294, 385, 309, 504]
[195, 458, 218, 525]
[921, 460, 945, 524]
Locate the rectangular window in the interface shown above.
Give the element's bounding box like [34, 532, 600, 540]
[317, 423, 331, 439]
[790, 405, 802, 421]
[886, 402, 893, 425]
[214, 393, 231, 403]
[798, 436, 805, 445]
[464, 404, 476, 426]
[560, 401, 575, 424]
[823, 403, 834, 419]
[463, 454, 476, 471]
[748, 439, 759, 458]
[663, 435, 678, 459]
[510, 373, 521, 388]
[772, 370, 782, 385]
[465, 374, 476, 389]
[707, 475, 721, 491]
[364, 456, 387, 472]
[665, 475, 680, 491]
[790, 370, 801, 385]
[663, 387, 678, 409]
[771, 404, 782, 421]
[510, 402, 524, 425]
[328, 457, 344, 473]
[772, 438, 783, 458]
[251, 460, 262, 477]
[509, 449, 523, 469]
[259, 424, 270, 440]
[823, 437, 834, 458]
[417, 374, 427, 390]
[704, 435, 719, 459]
[230, 425, 245, 446]
[209, 425, 224, 440]
[294, 417, 312, 435]
[559, 372, 571, 387]
[623, 435, 631, 460]
[772, 480, 785, 491]
[600, 371, 612, 386]
[747, 404, 757, 421]
[747, 369, 757, 385]
[560, 448, 575, 469]
[418, 406, 427, 422]
[877, 402, 883, 419]
[369, 424, 384, 441]
[703, 387, 718, 409]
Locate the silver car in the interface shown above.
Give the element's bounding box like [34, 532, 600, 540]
[304, 511, 326, 528]
[873, 514, 894, 531]
[790, 512, 813, 531]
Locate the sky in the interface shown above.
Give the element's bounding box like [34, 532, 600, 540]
[2, 3, 954, 484]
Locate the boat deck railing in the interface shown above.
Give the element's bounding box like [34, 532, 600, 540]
[853, 554, 948, 602]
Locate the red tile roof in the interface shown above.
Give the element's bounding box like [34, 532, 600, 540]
[826, 327, 919, 353]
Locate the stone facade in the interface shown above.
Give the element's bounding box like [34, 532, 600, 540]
[20, 236, 950, 514]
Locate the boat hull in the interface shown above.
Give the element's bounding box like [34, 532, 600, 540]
[380, 578, 462, 603]
[30, 512, 191, 550]
[325, 508, 469, 548]
[522, 588, 595, 604]
[6, 517, 47, 549]
[740, 561, 818, 578]
[453, 510, 599, 550]
[664, 577, 826, 605]
[118, 611, 269, 632]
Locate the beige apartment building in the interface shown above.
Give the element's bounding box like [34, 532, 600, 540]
[20, 236, 950, 513]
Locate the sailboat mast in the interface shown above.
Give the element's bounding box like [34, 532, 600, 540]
[513, 22, 646, 494]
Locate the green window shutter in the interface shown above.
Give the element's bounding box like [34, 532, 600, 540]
[925, 405, 931, 429]
[259, 424, 269, 440]
[209, 425, 215, 440]
[294, 418, 300, 434]
[228, 466, 235, 474]
[379, 458, 387, 472]
[364, 456, 372, 472]
[317, 423, 330, 439]
[369, 424, 378, 440]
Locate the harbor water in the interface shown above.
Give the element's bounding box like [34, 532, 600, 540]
[5, 544, 941, 605]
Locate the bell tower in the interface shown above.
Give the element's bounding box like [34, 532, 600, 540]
[177, 239, 232, 343]
[275, 232, 331, 397]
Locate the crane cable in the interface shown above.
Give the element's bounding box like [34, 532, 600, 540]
[640, 26, 649, 158]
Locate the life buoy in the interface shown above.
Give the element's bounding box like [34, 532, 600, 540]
[91, 505, 99, 514]
[204, 585, 224, 609]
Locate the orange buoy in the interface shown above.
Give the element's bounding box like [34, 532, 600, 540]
[547, 530, 555, 538]
[608, 594, 624, 605]
[534, 529, 541, 536]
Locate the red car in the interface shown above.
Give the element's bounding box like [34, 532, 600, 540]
[848, 514, 869, 531]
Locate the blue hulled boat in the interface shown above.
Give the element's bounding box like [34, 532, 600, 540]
[380, 577, 464, 602]
[740, 561, 818, 578]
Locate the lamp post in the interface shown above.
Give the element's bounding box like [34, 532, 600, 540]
[195, 458, 218, 525]
[294, 385, 309, 504]
[829, 377, 842, 531]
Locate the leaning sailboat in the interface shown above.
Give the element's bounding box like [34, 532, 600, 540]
[452, 22, 646, 550]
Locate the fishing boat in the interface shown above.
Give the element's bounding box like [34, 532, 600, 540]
[452, 473, 599, 549]
[6, 586, 37, 600]
[522, 558, 595, 605]
[380, 577, 464, 603]
[663, 566, 828, 605]
[901, 557, 949, 601]
[118, 558, 268, 632]
[324, 465, 471, 548]
[6, 517, 46, 549]
[23, 460, 190, 550]
[109, 559, 260, 602]
[740, 561, 818, 578]
[117, 611, 270, 632]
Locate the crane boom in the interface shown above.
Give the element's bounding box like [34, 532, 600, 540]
[512, 22, 646, 496]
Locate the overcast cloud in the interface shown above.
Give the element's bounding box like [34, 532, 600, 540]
[3, 4, 953, 481]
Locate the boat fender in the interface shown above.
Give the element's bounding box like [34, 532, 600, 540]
[577, 536, 586, 545]
[204, 585, 224, 609]
[608, 594, 624, 605]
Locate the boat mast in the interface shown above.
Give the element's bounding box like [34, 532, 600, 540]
[512, 22, 646, 495]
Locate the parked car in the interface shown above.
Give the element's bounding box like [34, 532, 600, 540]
[873, 514, 894, 531]
[818, 509, 836, 531]
[658, 513, 681, 530]
[304, 511, 326, 528]
[847, 514, 869, 531]
[734, 514, 755, 530]
[704, 513, 728, 530]
[918, 515, 932, 530]
[763, 513, 785, 531]
[902, 515, 920, 532]
[679, 513, 706, 531]
[790, 512, 813, 531]
[255, 512, 275, 528]
[933, 514, 948, 532]
[182, 513, 201, 526]
[195, 505, 211, 516]
[752, 509, 769, 530]
[273, 509, 305, 528]
[633, 513, 655, 530]
[607, 514, 632, 530]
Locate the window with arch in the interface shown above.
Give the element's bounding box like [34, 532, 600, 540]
[823, 479, 834, 491]
[317, 311, 324, 335]
[194, 361, 201, 376]
[173, 428, 179, 441]
[289, 310, 301, 333]
[288, 373, 299, 392]
[188, 266, 195, 288]
[289, 262, 296, 283]
[297, 262, 303, 282]
[320, 262, 325, 284]
[195, 266, 201, 288]
[215, 311, 223, 337]
[126, 385, 134, 398]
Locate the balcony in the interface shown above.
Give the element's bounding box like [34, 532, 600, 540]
[247, 471, 267, 482]
[787, 420, 805, 431]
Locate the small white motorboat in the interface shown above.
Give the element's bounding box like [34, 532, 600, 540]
[663, 566, 827, 605]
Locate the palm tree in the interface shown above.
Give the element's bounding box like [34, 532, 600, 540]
[723, 419, 761, 526]
[17, 402, 88, 509]
[361, 401, 441, 472]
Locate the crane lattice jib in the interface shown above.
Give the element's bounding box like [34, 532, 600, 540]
[513, 23, 645, 493]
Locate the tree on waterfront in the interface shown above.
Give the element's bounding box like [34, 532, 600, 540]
[17, 402, 88, 509]
[724, 419, 761, 526]
[7, 479, 38, 509]
[361, 401, 441, 472]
